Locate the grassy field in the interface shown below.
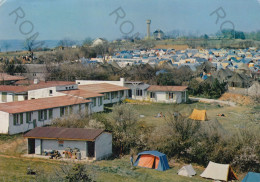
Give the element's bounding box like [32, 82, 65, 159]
[0, 101, 257, 181]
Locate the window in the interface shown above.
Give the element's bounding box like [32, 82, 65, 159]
[98, 97, 103, 106]
[60, 107, 65, 116]
[136, 89, 143, 96]
[49, 109, 53, 119]
[79, 104, 82, 113]
[181, 92, 186, 102]
[92, 98, 96, 107]
[69, 105, 73, 114]
[49, 90, 53, 95]
[85, 103, 88, 112]
[2, 92, 7, 102]
[13, 95, 18, 101]
[38, 110, 47, 121]
[150, 92, 155, 98]
[168, 92, 175, 100]
[65, 107, 68, 115]
[104, 93, 110, 100]
[20, 113, 23, 124]
[111, 92, 115, 99]
[13, 114, 19, 125]
[26, 112, 32, 123]
[120, 91, 124, 98]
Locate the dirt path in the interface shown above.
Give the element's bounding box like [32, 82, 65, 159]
[189, 97, 236, 107]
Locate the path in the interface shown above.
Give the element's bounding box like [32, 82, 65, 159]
[189, 97, 236, 107]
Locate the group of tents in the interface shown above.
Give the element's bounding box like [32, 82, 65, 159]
[134, 150, 260, 182]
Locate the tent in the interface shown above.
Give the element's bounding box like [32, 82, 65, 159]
[200, 161, 238, 181]
[189, 109, 208, 121]
[134, 151, 169, 171]
[178, 164, 196, 177]
[242, 172, 260, 182]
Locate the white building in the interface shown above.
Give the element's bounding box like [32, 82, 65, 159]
[0, 96, 91, 135]
[24, 127, 112, 160]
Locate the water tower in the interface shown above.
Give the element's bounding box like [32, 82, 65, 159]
[146, 19, 151, 39]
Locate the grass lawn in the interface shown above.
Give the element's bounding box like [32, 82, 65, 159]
[130, 101, 260, 133]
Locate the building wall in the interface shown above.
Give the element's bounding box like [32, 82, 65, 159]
[0, 111, 10, 134]
[76, 78, 125, 87]
[40, 139, 87, 158]
[90, 97, 104, 113]
[0, 92, 25, 103]
[28, 87, 66, 100]
[145, 91, 186, 103]
[6, 103, 89, 135]
[95, 132, 112, 160]
[35, 139, 42, 155]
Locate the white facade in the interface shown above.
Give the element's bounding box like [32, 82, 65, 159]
[28, 84, 78, 100]
[133, 90, 187, 104]
[0, 92, 26, 103]
[0, 103, 89, 135]
[76, 78, 125, 87]
[95, 132, 112, 160]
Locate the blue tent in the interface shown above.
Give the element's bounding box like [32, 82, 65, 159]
[134, 151, 169, 171]
[242, 172, 260, 182]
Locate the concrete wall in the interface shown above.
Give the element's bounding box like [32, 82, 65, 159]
[35, 139, 42, 155]
[76, 78, 125, 86]
[90, 97, 104, 113]
[95, 132, 112, 160]
[40, 139, 87, 158]
[28, 87, 66, 100]
[145, 91, 186, 103]
[0, 111, 9, 134]
[6, 103, 89, 135]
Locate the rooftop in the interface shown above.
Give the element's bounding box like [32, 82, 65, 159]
[60, 89, 104, 98]
[0, 73, 25, 81]
[79, 83, 129, 93]
[0, 81, 76, 93]
[147, 85, 188, 92]
[24, 127, 104, 141]
[0, 95, 91, 114]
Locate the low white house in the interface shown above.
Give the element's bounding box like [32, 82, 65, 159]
[0, 96, 91, 135]
[24, 127, 112, 160]
[146, 85, 188, 103]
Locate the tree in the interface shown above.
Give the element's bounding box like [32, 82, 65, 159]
[83, 37, 93, 46]
[58, 38, 76, 47]
[108, 104, 139, 155]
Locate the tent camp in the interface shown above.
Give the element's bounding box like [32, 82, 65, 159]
[178, 164, 196, 177]
[134, 151, 169, 171]
[189, 109, 208, 121]
[242, 172, 260, 182]
[200, 161, 238, 181]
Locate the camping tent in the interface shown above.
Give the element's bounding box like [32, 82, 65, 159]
[242, 172, 260, 182]
[189, 109, 208, 121]
[178, 164, 196, 177]
[200, 161, 238, 181]
[134, 151, 169, 171]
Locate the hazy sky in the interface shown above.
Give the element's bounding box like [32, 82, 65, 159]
[0, 0, 259, 41]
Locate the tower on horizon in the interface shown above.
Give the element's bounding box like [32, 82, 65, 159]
[146, 19, 151, 39]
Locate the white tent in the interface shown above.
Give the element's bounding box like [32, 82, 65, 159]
[200, 161, 238, 181]
[178, 164, 196, 177]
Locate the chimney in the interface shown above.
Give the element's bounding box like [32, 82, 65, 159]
[146, 20, 151, 39]
[33, 79, 39, 84]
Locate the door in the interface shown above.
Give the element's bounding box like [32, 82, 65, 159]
[87, 141, 95, 157]
[28, 138, 35, 154]
[128, 90, 132, 98]
[33, 119, 37, 128]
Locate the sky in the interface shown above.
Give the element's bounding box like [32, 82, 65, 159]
[0, 0, 260, 41]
